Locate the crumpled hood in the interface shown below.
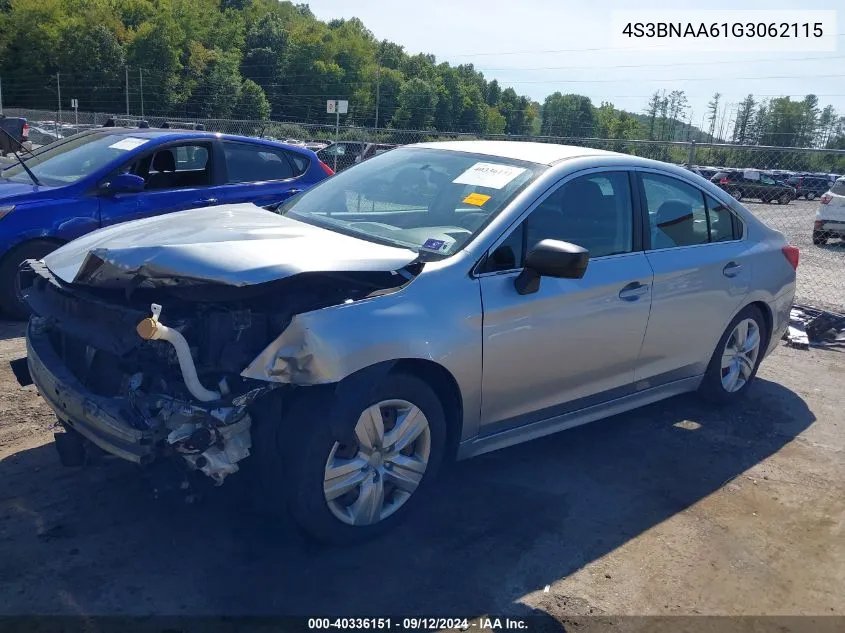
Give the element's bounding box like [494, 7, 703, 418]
[44, 203, 419, 288]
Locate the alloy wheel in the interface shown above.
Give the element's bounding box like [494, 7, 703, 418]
[323, 399, 431, 526]
[720, 318, 761, 393]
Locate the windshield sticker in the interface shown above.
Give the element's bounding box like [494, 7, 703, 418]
[108, 137, 148, 151]
[453, 162, 527, 190]
[421, 237, 455, 254]
[462, 192, 491, 206]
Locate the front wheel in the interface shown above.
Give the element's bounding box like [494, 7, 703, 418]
[276, 373, 447, 543]
[812, 231, 828, 246]
[779, 193, 791, 205]
[806, 192, 817, 201]
[729, 189, 743, 201]
[699, 306, 766, 404]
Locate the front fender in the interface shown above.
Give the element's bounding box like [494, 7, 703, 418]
[241, 267, 484, 440]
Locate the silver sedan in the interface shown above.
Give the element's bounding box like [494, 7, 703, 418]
[21, 141, 797, 543]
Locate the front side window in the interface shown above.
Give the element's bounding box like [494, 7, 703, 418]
[831, 180, 845, 196]
[482, 172, 633, 273]
[144, 143, 211, 190]
[642, 173, 708, 249]
[280, 147, 545, 257]
[223, 142, 299, 183]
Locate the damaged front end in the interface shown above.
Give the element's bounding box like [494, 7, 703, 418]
[17, 255, 416, 484]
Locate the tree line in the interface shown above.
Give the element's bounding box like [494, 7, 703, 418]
[1, 0, 843, 150]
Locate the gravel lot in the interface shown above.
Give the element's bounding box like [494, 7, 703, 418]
[744, 198, 844, 311]
[1, 319, 843, 623]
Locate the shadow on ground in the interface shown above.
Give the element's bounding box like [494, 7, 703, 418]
[0, 376, 814, 623]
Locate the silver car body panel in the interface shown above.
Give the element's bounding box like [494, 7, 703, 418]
[43, 203, 419, 287]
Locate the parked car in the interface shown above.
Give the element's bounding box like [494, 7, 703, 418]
[813, 176, 845, 245]
[316, 141, 396, 172]
[0, 128, 334, 318]
[711, 170, 796, 204]
[15, 141, 797, 543]
[786, 174, 834, 200]
[0, 115, 30, 156]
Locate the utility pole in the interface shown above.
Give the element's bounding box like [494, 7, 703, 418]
[125, 66, 130, 116]
[56, 73, 62, 137]
[374, 64, 380, 130]
[139, 68, 144, 118]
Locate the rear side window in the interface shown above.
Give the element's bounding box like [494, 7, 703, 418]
[286, 151, 309, 176]
[706, 195, 740, 242]
[641, 173, 708, 248]
[832, 180, 845, 196]
[223, 142, 298, 183]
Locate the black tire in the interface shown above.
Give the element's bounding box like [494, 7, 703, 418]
[728, 189, 742, 201]
[265, 372, 447, 544]
[0, 239, 59, 320]
[699, 305, 767, 405]
[778, 193, 791, 205]
[812, 231, 827, 246]
[806, 192, 816, 201]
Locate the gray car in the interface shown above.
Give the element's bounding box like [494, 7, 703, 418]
[16, 141, 798, 543]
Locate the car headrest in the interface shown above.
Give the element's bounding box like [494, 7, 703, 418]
[152, 150, 176, 172]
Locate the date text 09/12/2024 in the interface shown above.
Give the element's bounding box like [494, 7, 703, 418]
[307, 618, 529, 630]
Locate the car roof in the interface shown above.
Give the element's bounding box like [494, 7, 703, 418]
[412, 140, 619, 165]
[81, 128, 315, 153]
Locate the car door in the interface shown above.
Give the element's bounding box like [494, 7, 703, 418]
[215, 140, 311, 209]
[477, 169, 654, 433]
[634, 170, 751, 386]
[98, 141, 218, 227]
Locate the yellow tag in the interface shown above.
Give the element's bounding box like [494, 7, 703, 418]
[463, 192, 491, 206]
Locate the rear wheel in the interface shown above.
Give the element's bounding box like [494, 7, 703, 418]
[0, 239, 60, 320]
[778, 193, 791, 205]
[806, 191, 817, 201]
[271, 372, 447, 544]
[699, 306, 766, 404]
[729, 189, 743, 201]
[812, 231, 827, 246]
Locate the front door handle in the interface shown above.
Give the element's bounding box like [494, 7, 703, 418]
[619, 281, 650, 301]
[723, 262, 742, 278]
[195, 197, 218, 206]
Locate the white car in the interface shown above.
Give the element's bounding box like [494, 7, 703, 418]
[813, 176, 845, 245]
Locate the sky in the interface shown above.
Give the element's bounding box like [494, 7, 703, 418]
[305, 0, 844, 131]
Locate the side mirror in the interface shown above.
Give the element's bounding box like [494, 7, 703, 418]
[101, 173, 145, 194]
[514, 239, 589, 295]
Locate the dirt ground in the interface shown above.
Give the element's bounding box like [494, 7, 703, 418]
[0, 319, 844, 624]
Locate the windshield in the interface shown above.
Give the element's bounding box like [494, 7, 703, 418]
[280, 147, 545, 257]
[0, 133, 148, 186]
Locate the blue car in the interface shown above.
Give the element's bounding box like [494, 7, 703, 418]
[0, 128, 334, 317]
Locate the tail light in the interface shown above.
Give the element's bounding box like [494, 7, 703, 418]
[781, 245, 799, 270]
[719, 177, 729, 184]
[21, 123, 29, 140]
[820, 194, 832, 205]
[814, 220, 824, 229]
[319, 161, 334, 176]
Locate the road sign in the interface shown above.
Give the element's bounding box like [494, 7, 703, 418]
[70, 98, 78, 109]
[326, 100, 348, 114]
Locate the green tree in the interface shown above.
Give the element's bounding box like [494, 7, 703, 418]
[391, 77, 437, 130]
[732, 94, 756, 144]
[484, 105, 506, 134]
[233, 78, 270, 119]
[541, 93, 595, 137]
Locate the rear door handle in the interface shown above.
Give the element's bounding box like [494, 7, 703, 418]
[723, 262, 742, 278]
[619, 281, 650, 301]
[195, 197, 218, 206]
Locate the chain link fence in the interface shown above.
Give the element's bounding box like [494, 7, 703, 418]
[5, 107, 844, 312]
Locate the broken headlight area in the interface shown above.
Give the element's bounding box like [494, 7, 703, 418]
[20, 259, 415, 483]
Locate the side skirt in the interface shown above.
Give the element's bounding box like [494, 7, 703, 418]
[456, 375, 703, 460]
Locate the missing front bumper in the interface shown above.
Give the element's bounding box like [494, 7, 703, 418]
[26, 321, 157, 464]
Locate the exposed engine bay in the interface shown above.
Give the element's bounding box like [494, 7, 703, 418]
[19, 258, 418, 483]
